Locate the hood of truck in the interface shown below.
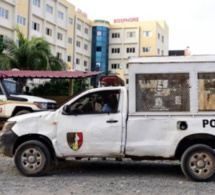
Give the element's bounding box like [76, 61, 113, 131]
[10, 94, 56, 103]
[8, 110, 58, 137]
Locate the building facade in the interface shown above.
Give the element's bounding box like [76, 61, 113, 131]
[0, 0, 169, 87]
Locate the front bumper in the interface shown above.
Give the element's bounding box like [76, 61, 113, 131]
[0, 130, 19, 157]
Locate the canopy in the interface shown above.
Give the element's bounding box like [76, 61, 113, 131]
[0, 70, 101, 79]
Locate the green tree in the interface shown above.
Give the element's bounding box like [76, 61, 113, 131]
[0, 27, 66, 70]
[0, 35, 5, 53]
[0, 35, 10, 69]
[31, 79, 70, 96]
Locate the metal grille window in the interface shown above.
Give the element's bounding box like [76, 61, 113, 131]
[198, 73, 215, 111]
[136, 73, 190, 112]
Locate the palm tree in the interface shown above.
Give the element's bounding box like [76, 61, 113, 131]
[0, 27, 66, 70]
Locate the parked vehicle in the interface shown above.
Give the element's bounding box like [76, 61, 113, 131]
[0, 77, 57, 120]
[2, 55, 215, 181]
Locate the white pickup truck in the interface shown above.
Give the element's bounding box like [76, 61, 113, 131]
[1, 55, 215, 182]
[0, 78, 57, 119]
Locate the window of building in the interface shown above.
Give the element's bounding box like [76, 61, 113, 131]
[58, 11, 63, 19]
[142, 47, 151, 53]
[68, 55, 71, 62]
[162, 50, 164, 55]
[17, 15, 26, 26]
[112, 33, 120, 38]
[46, 28, 52, 36]
[143, 31, 152, 37]
[84, 44, 88, 50]
[127, 31, 135, 38]
[162, 36, 164, 43]
[32, 22, 40, 31]
[76, 41, 81, 47]
[85, 28, 88, 34]
[77, 24, 81, 31]
[97, 31, 102, 36]
[111, 48, 120, 53]
[84, 61, 87, 67]
[126, 79, 129, 84]
[46, 5, 53, 14]
[15, 39, 19, 47]
[96, 46, 102, 52]
[57, 52, 62, 59]
[111, 64, 120, 69]
[33, 0, 40, 7]
[158, 33, 160, 39]
[126, 47, 135, 53]
[68, 37, 72, 44]
[69, 17, 73, 25]
[0, 8, 9, 19]
[57, 32, 63, 40]
[76, 58, 80, 65]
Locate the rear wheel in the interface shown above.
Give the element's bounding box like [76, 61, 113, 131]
[14, 140, 51, 176]
[181, 144, 215, 182]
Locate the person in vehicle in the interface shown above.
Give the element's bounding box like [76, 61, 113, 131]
[102, 94, 118, 112]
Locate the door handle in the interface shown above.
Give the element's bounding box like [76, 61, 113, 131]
[106, 120, 118, 123]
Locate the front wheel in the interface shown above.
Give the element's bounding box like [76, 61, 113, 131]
[181, 144, 215, 182]
[14, 140, 51, 176]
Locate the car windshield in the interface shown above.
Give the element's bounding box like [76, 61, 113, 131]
[3, 80, 23, 95]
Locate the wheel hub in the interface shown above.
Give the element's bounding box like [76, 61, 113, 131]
[28, 155, 36, 163]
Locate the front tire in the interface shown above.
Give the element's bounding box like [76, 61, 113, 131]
[14, 140, 51, 176]
[181, 144, 215, 182]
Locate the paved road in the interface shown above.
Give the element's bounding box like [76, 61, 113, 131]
[0, 155, 215, 195]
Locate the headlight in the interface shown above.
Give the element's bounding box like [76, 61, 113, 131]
[34, 102, 48, 110]
[2, 121, 16, 132]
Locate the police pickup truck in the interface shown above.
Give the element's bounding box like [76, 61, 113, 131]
[1, 55, 215, 182]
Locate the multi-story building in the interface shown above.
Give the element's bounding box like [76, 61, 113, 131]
[0, 0, 169, 87]
[73, 11, 92, 72]
[1, 0, 76, 70]
[0, 0, 16, 38]
[108, 20, 168, 84]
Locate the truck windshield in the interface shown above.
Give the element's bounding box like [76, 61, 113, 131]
[3, 80, 23, 95]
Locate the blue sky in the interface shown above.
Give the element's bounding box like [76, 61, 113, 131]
[69, 0, 215, 55]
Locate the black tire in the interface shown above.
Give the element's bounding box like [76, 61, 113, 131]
[14, 140, 51, 177]
[15, 110, 31, 116]
[181, 144, 215, 182]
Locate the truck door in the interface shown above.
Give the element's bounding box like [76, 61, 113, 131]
[56, 89, 124, 157]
